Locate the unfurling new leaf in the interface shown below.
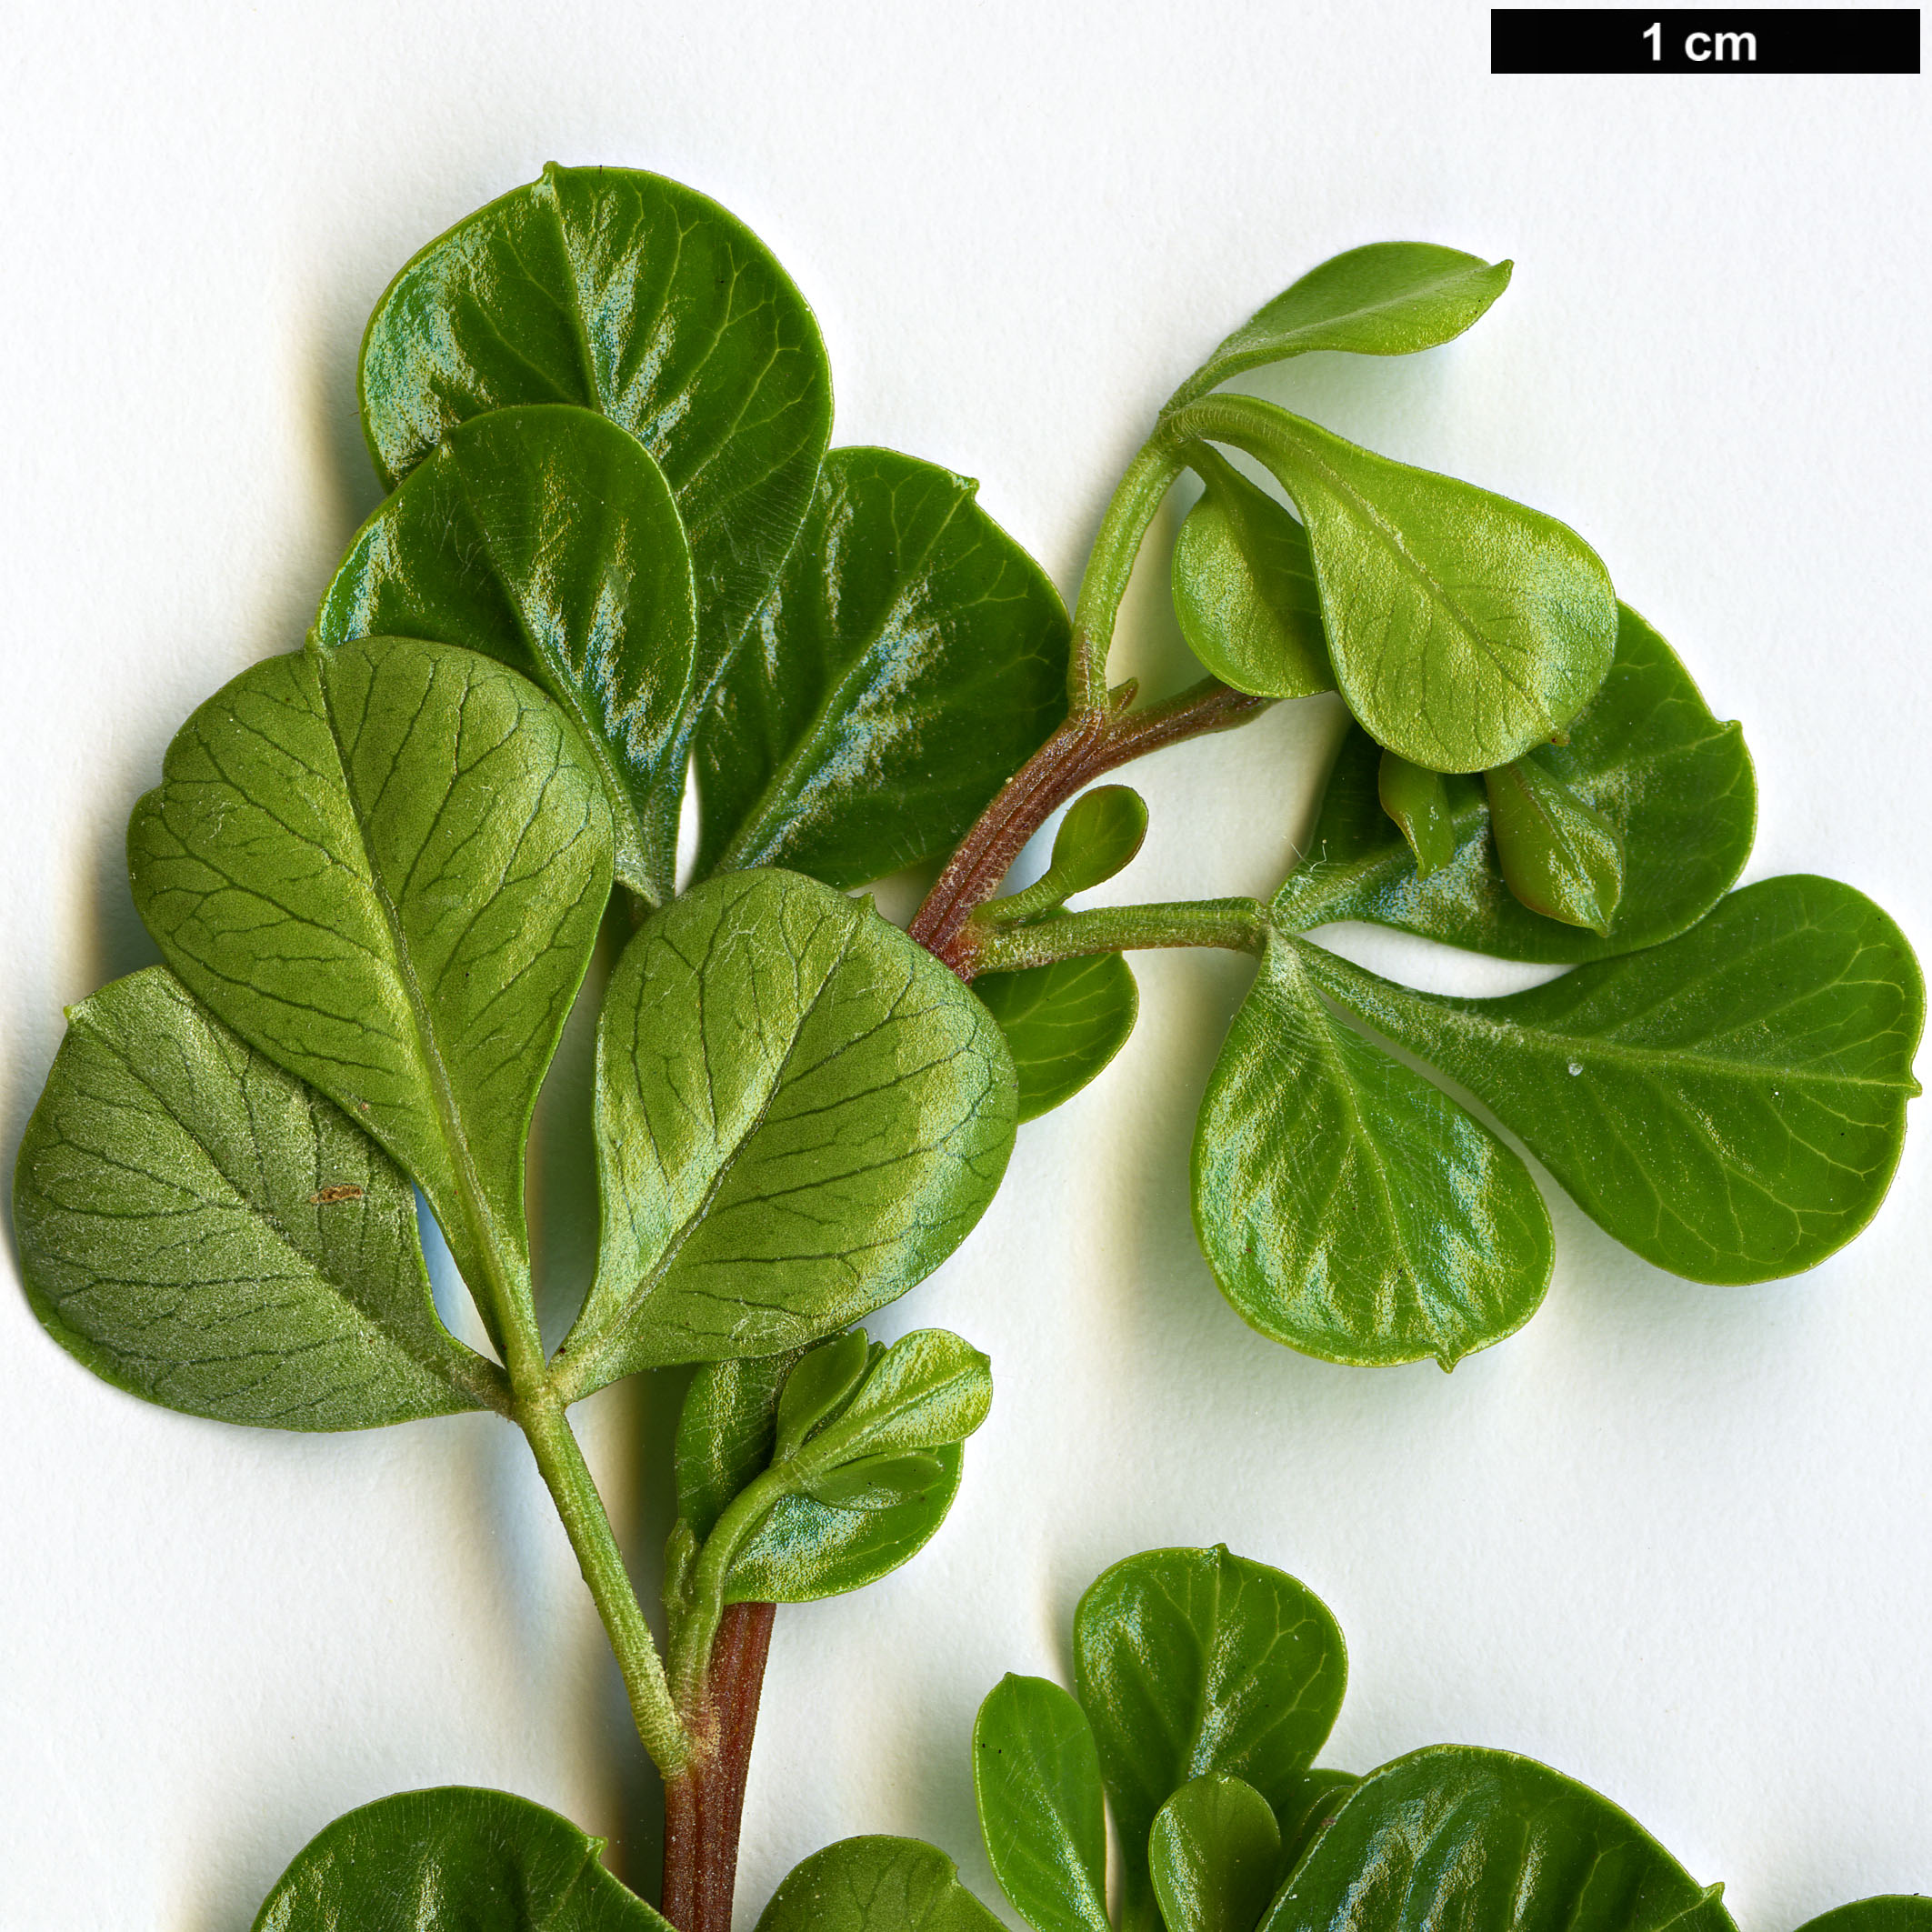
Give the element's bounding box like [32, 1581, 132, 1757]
[1485, 753, 1626, 935]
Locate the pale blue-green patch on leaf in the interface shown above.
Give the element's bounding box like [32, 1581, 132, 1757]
[313, 405, 696, 902]
[14, 967, 504, 1430]
[1273, 605, 1757, 963]
[1298, 875, 1925, 1284]
[554, 872, 1016, 1393]
[252, 1786, 672, 1932]
[1166, 243, 1512, 413]
[1192, 936, 1552, 1368]
[359, 163, 832, 707]
[756, 1837, 1006, 1932]
[1073, 1546, 1346, 1928]
[127, 638, 612, 1320]
[1150, 1774, 1284, 1932]
[1181, 396, 1615, 774]
[697, 445, 1070, 889]
[976, 951, 1139, 1123]
[1257, 1746, 1736, 1932]
[974, 1675, 1111, 1932]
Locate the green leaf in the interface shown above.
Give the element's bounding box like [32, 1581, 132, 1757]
[252, 1786, 672, 1931]
[1794, 1902, 1932, 1932]
[696, 445, 1071, 888]
[1191, 936, 1553, 1368]
[555, 873, 1016, 1391]
[1170, 445, 1332, 698]
[1298, 875, 1926, 1283]
[1486, 756, 1625, 935]
[1187, 397, 1616, 773]
[1376, 751, 1454, 880]
[313, 405, 696, 902]
[756, 1837, 1006, 1932]
[722, 1441, 964, 1604]
[359, 162, 832, 706]
[1257, 1746, 1736, 1932]
[792, 1327, 993, 1467]
[802, 1447, 948, 1509]
[1273, 605, 1757, 963]
[974, 1675, 1110, 1932]
[1274, 1772, 1356, 1875]
[1049, 785, 1150, 896]
[1149, 1774, 1284, 1932]
[14, 967, 503, 1429]
[1073, 1546, 1347, 1927]
[126, 638, 613, 1329]
[675, 1349, 803, 1543]
[774, 1329, 874, 1462]
[976, 951, 1139, 1123]
[1166, 243, 1512, 413]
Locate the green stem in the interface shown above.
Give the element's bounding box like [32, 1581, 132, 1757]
[1067, 438, 1190, 714]
[517, 1387, 693, 1779]
[965, 896, 1269, 977]
[669, 1466, 795, 1707]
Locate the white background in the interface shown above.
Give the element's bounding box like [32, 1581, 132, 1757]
[2, 4, 1927, 1927]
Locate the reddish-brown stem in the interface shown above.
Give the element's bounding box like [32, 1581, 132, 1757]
[660, 1602, 776, 1932]
[908, 679, 1272, 974]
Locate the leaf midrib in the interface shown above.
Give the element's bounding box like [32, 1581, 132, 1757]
[312, 653, 527, 1327]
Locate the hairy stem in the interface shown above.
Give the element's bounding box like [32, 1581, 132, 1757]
[909, 681, 1270, 970]
[516, 1390, 692, 1780]
[964, 896, 1269, 977]
[661, 1601, 776, 1932]
[1067, 440, 1190, 713]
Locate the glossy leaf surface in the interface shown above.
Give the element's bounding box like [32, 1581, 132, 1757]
[1196, 398, 1616, 772]
[1073, 1547, 1346, 1921]
[724, 1443, 963, 1603]
[756, 1837, 1006, 1932]
[974, 1674, 1110, 1932]
[697, 445, 1070, 887]
[976, 950, 1139, 1122]
[557, 872, 1016, 1390]
[1149, 1774, 1284, 1932]
[15, 968, 501, 1429]
[314, 405, 696, 901]
[1301, 876, 1925, 1283]
[252, 1786, 670, 1932]
[1167, 243, 1512, 411]
[1273, 606, 1756, 963]
[360, 163, 832, 702]
[1486, 756, 1624, 935]
[1050, 785, 1150, 896]
[1171, 447, 1332, 698]
[1192, 938, 1552, 1367]
[1376, 751, 1454, 880]
[1258, 1747, 1735, 1932]
[1793, 1902, 1932, 1932]
[127, 638, 612, 1309]
[1275, 1771, 1357, 1874]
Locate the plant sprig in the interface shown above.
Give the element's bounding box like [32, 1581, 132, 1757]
[11, 162, 1922, 1930]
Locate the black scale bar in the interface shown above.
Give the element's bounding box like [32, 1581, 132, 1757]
[1493, 8, 1920, 73]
